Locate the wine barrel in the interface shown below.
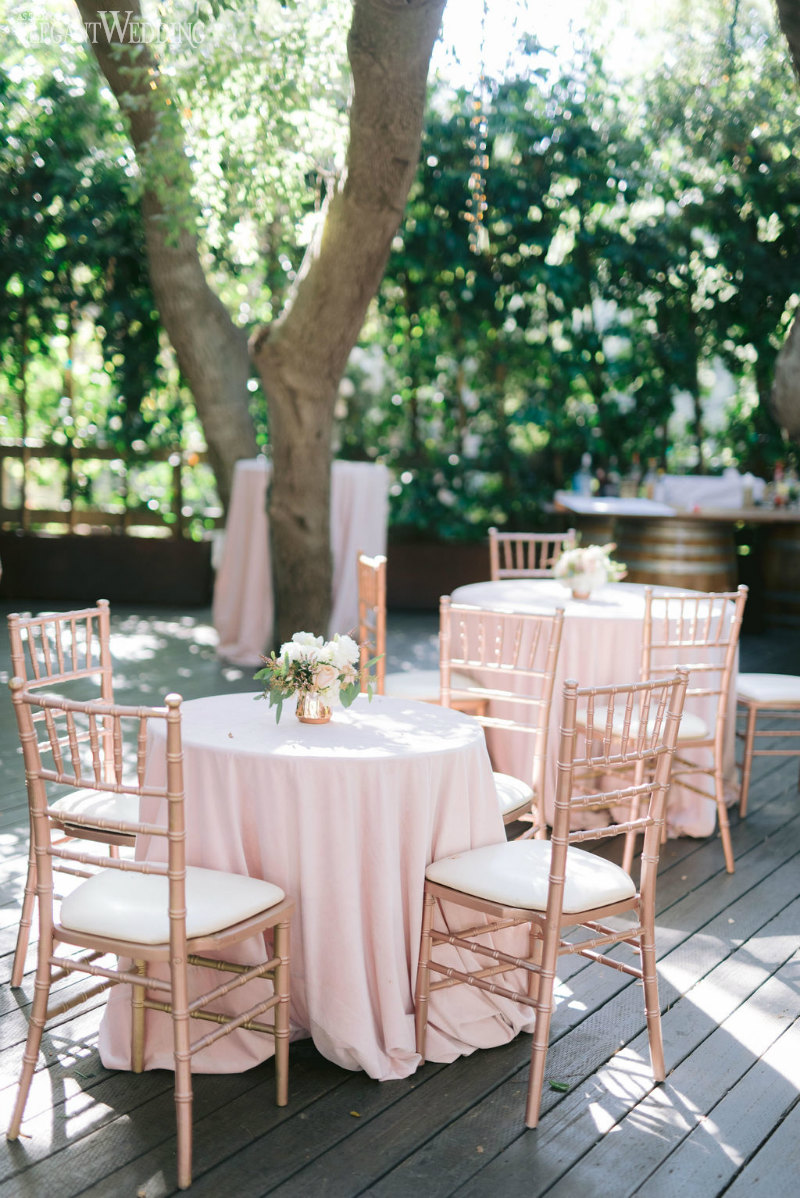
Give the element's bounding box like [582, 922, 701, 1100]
[763, 524, 800, 626]
[615, 517, 737, 592]
[573, 514, 617, 548]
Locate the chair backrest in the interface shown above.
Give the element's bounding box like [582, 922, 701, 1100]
[550, 671, 688, 912]
[439, 597, 565, 799]
[641, 586, 748, 746]
[488, 528, 577, 581]
[8, 602, 113, 701]
[9, 679, 185, 950]
[357, 552, 387, 694]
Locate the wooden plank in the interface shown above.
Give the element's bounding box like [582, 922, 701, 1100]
[366, 890, 800, 1197]
[642, 1013, 800, 1194]
[53, 1047, 427, 1198]
[183, 1052, 509, 1198]
[459, 901, 800, 1197]
[538, 951, 800, 1195]
[0, 1003, 115, 1106]
[722, 1097, 800, 1198]
[0, 1043, 350, 1198]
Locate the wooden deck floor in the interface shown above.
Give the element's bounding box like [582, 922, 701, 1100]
[1, 602, 799, 1196]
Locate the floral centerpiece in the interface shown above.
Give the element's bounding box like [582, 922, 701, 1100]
[553, 542, 627, 599]
[254, 631, 376, 723]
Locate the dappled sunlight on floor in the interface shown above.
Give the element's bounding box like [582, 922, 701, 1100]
[222, 665, 248, 684]
[114, 612, 219, 646]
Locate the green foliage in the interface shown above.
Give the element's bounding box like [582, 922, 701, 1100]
[163, 0, 351, 325]
[0, 21, 217, 532]
[2, 0, 799, 545]
[336, 6, 800, 539]
[0, 51, 163, 444]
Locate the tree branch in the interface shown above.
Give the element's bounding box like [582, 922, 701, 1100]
[73, 0, 256, 507]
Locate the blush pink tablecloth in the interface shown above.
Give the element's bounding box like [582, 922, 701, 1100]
[450, 579, 739, 839]
[212, 458, 390, 665]
[98, 693, 533, 1080]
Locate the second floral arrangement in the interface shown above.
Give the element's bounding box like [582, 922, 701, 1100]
[553, 542, 627, 598]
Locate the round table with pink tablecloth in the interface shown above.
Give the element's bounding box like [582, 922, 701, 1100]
[98, 692, 533, 1081]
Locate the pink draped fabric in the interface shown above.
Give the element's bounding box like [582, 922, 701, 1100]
[212, 458, 390, 665]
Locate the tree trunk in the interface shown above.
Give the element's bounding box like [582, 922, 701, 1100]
[74, 1, 257, 511]
[772, 0, 800, 438]
[250, 0, 446, 642]
[777, 0, 800, 79]
[76, 0, 446, 641]
[771, 312, 800, 436]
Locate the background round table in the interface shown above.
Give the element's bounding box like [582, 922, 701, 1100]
[450, 578, 739, 839]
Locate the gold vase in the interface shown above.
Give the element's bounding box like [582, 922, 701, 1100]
[295, 692, 332, 724]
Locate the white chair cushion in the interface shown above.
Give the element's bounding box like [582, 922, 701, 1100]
[51, 787, 140, 825]
[737, 673, 800, 704]
[60, 865, 285, 944]
[672, 711, 709, 740]
[493, 772, 534, 817]
[383, 669, 476, 701]
[425, 839, 636, 914]
[578, 704, 708, 742]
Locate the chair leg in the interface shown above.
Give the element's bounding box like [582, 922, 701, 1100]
[639, 923, 665, 1082]
[7, 937, 53, 1138]
[170, 960, 194, 1190]
[525, 931, 559, 1128]
[173, 1028, 193, 1189]
[738, 705, 758, 818]
[274, 918, 291, 1108]
[414, 890, 435, 1057]
[715, 759, 735, 874]
[131, 960, 147, 1073]
[174, 1066, 193, 1190]
[11, 841, 37, 989]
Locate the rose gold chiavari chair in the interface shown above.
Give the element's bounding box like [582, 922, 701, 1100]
[358, 552, 486, 715]
[439, 596, 565, 833]
[7, 601, 137, 989]
[357, 551, 387, 694]
[6, 681, 294, 1192]
[618, 586, 748, 875]
[488, 527, 577, 581]
[735, 672, 800, 818]
[415, 670, 688, 1128]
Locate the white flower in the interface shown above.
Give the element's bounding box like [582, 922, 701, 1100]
[280, 631, 325, 663]
[329, 633, 359, 670]
[554, 542, 626, 587]
[292, 631, 325, 649]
